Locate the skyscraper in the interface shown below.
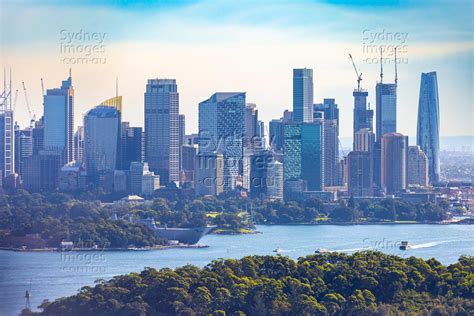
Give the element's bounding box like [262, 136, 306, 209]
[352, 89, 373, 149]
[121, 122, 143, 170]
[347, 151, 373, 197]
[301, 120, 324, 191]
[14, 126, 33, 176]
[354, 128, 375, 153]
[0, 71, 15, 181]
[375, 83, 397, 141]
[244, 103, 258, 151]
[43, 71, 74, 164]
[84, 106, 121, 183]
[417, 71, 440, 184]
[283, 123, 302, 182]
[269, 110, 292, 152]
[293, 68, 313, 123]
[199, 92, 245, 191]
[407, 146, 429, 187]
[314, 99, 339, 187]
[0, 108, 14, 179]
[283, 120, 324, 192]
[73, 126, 84, 162]
[144, 79, 180, 185]
[381, 133, 408, 194]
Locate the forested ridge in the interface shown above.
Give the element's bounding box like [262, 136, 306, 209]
[33, 251, 473, 315]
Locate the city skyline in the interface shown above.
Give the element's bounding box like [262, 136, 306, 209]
[1, 0, 472, 138]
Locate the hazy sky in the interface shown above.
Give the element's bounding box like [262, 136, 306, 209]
[1, 0, 473, 137]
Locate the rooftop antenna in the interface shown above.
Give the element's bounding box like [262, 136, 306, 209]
[394, 47, 398, 85]
[380, 48, 383, 83]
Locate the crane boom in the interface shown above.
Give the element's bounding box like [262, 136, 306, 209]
[348, 54, 363, 91]
[22, 82, 35, 127]
[12, 89, 18, 111]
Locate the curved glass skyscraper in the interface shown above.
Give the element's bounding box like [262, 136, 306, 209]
[417, 72, 440, 184]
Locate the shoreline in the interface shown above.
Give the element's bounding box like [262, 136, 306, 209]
[0, 244, 209, 252]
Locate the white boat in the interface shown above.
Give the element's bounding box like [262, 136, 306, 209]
[273, 247, 283, 253]
[315, 248, 332, 254]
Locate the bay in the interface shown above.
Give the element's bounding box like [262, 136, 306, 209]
[1, 224, 473, 315]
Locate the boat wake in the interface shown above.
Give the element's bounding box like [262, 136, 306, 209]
[335, 247, 364, 253]
[410, 241, 447, 249]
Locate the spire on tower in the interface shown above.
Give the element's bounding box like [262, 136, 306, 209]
[394, 47, 398, 85]
[380, 48, 383, 83]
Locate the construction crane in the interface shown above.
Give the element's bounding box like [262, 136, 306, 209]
[348, 54, 363, 91]
[21, 82, 36, 127]
[12, 89, 18, 112]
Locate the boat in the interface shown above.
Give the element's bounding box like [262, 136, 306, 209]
[315, 248, 332, 254]
[399, 241, 411, 250]
[273, 247, 283, 253]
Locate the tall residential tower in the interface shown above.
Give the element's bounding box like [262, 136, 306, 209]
[417, 71, 440, 184]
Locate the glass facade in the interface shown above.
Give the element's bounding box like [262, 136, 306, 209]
[199, 92, 245, 191]
[301, 122, 324, 191]
[417, 72, 440, 184]
[293, 68, 313, 123]
[84, 106, 121, 183]
[375, 83, 397, 140]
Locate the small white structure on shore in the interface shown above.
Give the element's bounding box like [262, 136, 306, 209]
[60, 241, 74, 250]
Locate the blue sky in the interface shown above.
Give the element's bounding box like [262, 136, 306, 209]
[1, 0, 473, 137]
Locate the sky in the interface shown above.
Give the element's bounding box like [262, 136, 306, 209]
[1, 0, 473, 138]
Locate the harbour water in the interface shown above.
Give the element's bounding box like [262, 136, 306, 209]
[1, 224, 473, 315]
